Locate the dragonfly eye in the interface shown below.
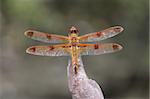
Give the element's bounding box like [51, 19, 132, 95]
[70, 30, 74, 33]
[74, 30, 77, 33]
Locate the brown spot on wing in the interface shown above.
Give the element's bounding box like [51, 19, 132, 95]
[96, 32, 102, 37]
[62, 45, 67, 48]
[82, 45, 87, 47]
[94, 44, 99, 49]
[29, 47, 36, 52]
[78, 44, 87, 48]
[27, 31, 34, 37]
[46, 34, 51, 39]
[112, 44, 119, 50]
[49, 46, 54, 50]
[83, 45, 87, 47]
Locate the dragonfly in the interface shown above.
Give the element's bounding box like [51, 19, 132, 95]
[24, 26, 123, 74]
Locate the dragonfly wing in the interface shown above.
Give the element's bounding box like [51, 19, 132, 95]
[24, 30, 69, 43]
[26, 44, 70, 56]
[79, 26, 124, 42]
[79, 43, 122, 55]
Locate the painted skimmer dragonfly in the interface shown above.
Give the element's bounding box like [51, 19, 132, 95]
[24, 26, 123, 74]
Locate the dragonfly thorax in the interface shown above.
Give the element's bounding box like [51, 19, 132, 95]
[70, 37, 79, 46]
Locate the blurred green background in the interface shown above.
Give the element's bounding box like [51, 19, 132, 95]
[0, 0, 149, 99]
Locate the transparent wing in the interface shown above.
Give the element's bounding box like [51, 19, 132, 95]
[78, 43, 122, 56]
[79, 26, 124, 42]
[26, 44, 70, 56]
[24, 30, 69, 43]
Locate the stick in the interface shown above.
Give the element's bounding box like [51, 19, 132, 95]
[67, 56, 104, 99]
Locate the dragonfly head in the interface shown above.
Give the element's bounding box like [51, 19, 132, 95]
[69, 26, 79, 37]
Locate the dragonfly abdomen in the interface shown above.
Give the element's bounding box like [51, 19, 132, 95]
[71, 46, 79, 75]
